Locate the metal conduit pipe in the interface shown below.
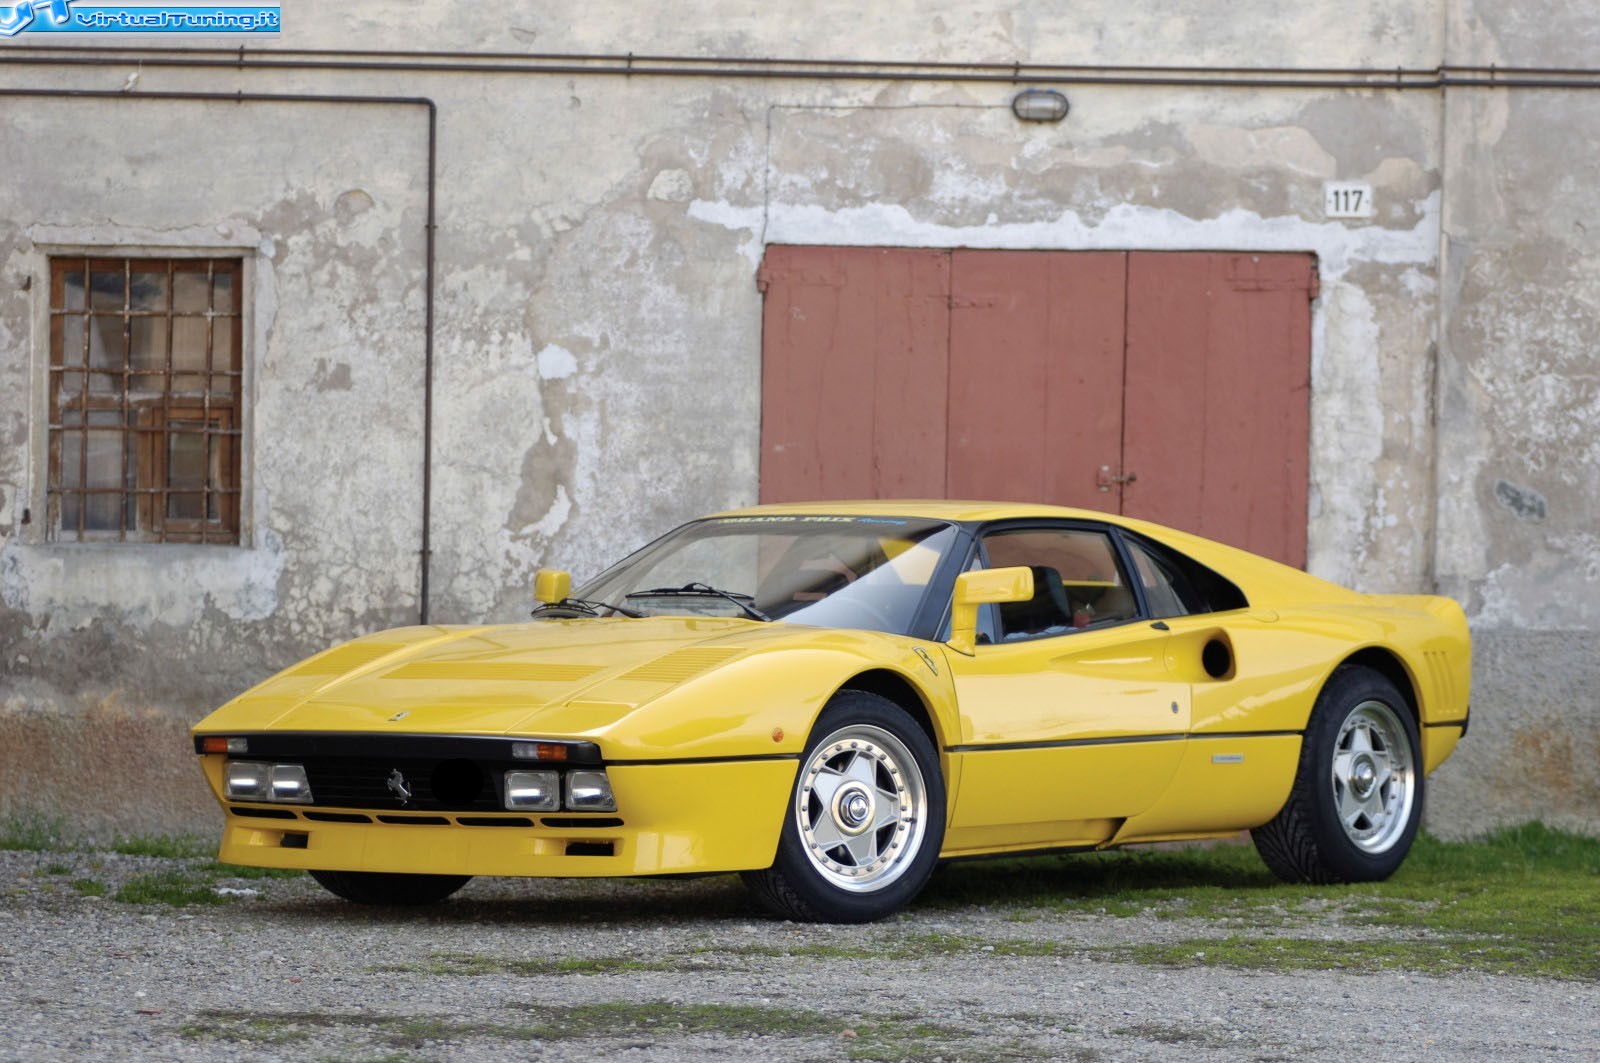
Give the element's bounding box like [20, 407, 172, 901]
[7, 45, 1600, 87]
[5, 53, 1597, 626]
[0, 86, 440, 625]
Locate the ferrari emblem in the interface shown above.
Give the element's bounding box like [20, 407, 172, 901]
[386, 769, 413, 804]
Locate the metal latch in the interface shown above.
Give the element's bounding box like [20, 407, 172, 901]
[1097, 465, 1137, 491]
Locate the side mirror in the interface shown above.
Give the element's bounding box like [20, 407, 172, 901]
[533, 568, 572, 605]
[948, 566, 1034, 655]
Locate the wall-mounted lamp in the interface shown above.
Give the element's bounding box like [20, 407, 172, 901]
[1011, 88, 1070, 123]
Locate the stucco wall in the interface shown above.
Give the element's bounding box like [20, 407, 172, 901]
[0, 1, 1595, 837]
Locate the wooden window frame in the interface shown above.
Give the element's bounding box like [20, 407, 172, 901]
[47, 256, 243, 545]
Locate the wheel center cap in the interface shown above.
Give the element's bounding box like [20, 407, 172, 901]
[1351, 757, 1378, 797]
[834, 783, 874, 834]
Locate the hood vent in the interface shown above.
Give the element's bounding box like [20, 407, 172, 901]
[618, 648, 742, 683]
[384, 662, 604, 682]
[290, 643, 404, 676]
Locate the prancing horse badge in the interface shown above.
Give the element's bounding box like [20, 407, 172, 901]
[386, 768, 413, 804]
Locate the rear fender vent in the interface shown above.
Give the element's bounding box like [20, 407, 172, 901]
[1201, 636, 1235, 680]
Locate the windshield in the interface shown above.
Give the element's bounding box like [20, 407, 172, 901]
[574, 516, 962, 636]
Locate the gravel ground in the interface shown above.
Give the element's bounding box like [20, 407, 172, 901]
[2, 848, 1597, 1062]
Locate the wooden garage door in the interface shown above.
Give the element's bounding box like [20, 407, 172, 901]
[758, 247, 1315, 567]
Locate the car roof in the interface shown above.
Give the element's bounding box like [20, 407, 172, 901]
[710, 500, 1119, 523]
[708, 499, 1364, 607]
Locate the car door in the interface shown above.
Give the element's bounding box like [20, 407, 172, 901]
[941, 524, 1191, 854]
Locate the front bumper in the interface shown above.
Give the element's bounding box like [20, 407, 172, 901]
[202, 757, 797, 877]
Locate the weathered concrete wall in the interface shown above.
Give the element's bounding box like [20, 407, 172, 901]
[0, 1, 1594, 837]
[1424, 2, 1600, 836]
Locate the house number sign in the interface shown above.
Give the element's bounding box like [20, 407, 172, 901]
[1324, 181, 1376, 219]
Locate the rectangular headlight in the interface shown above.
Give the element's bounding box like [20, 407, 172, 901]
[504, 770, 561, 811]
[225, 761, 312, 803]
[224, 761, 270, 801]
[269, 763, 313, 804]
[565, 770, 616, 812]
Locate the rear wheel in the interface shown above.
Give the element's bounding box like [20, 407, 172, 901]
[1252, 666, 1422, 883]
[308, 869, 472, 906]
[743, 690, 945, 923]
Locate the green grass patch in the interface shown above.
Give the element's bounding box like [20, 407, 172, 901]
[70, 878, 107, 897]
[114, 869, 231, 906]
[924, 823, 1600, 981]
[202, 860, 303, 880]
[111, 834, 214, 859]
[0, 814, 70, 852]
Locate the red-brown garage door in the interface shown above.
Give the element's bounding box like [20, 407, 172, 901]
[758, 246, 1315, 568]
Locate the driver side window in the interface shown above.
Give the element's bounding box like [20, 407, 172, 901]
[981, 526, 1138, 641]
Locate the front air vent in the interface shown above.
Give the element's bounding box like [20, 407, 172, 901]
[543, 816, 624, 829]
[229, 806, 298, 820]
[619, 648, 741, 683]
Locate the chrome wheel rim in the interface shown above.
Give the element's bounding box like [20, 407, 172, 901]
[1330, 700, 1416, 854]
[795, 724, 927, 893]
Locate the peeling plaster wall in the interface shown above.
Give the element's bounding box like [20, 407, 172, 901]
[0, 0, 1594, 836]
[0, 94, 430, 830]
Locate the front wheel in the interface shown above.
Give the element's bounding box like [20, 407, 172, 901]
[1252, 666, 1423, 883]
[743, 690, 945, 923]
[309, 869, 472, 905]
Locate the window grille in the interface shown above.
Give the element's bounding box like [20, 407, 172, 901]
[48, 257, 243, 544]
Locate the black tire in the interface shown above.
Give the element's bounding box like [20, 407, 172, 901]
[308, 869, 472, 906]
[1252, 666, 1424, 884]
[743, 690, 946, 923]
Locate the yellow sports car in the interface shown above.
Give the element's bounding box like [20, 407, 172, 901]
[193, 502, 1471, 922]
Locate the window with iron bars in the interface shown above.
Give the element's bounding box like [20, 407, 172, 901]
[48, 257, 243, 544]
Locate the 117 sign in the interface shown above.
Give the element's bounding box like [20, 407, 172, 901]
[1324, 181, 1376, 219]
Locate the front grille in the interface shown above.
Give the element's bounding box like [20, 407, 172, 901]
[301, 756, 508, 812]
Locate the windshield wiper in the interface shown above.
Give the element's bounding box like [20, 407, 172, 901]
[625, 582, 773, 622]
[531, 596, 645, 619]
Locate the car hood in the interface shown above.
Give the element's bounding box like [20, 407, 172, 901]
[200, 616, 876, 739]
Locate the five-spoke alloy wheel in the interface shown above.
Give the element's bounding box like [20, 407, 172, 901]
[744, 690, 945, 922]
[1253, 666, 1424, 883]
